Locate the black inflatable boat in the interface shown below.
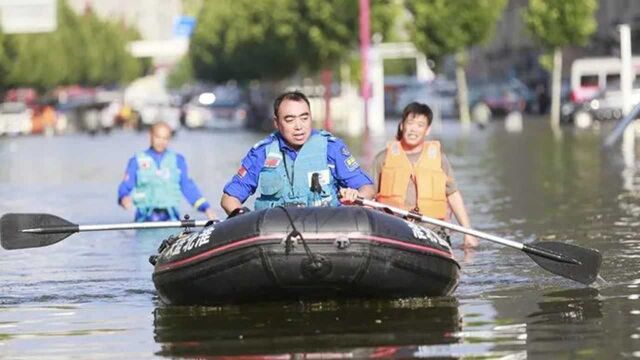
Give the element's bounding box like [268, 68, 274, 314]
[151, 206, 460, 305]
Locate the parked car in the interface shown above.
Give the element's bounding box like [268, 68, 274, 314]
[468, 78, 536, 118]
[134, 94, 182, 132]
[183, 85, 250, 129]
[125, 76, 181, 132]
[55, 86, 114, 135]
[0, 102, 32, 136]
[570, 56, 640, 103]
[395, 79, 458, 119]
[483, 85, 526, 115]
[561, 82, 640, 125]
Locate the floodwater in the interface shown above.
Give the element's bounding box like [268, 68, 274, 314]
[1, 119, 639, 359]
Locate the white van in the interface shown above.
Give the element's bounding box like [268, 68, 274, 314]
[570, 56, 640, 103]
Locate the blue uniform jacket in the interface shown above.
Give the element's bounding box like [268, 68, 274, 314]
[118, 148, 211, 218]
[223, 130, 373, 203]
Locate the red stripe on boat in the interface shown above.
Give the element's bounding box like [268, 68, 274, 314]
[155, 232, 454, 273]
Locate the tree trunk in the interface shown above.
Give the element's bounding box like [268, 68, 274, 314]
[550, 47, 562, 127]
[455, 52, 471, 129]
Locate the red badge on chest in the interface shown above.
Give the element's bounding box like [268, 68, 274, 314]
[264, 157, 280, 168]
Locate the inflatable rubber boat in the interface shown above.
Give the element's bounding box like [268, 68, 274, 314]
[151, 206, 460, 305]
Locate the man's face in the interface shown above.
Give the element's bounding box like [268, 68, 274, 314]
[150, 124, 172, 153]
[400, 113, 430, 148]
[273, 99, 312, 149]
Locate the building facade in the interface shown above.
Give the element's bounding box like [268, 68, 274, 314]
[465, 0, 640, 87]
[67, 0, 182, 41]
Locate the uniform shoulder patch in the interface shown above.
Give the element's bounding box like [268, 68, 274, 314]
[344, 155, 359, 171]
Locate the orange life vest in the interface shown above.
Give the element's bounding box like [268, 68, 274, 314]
[376, 141, 447, 219]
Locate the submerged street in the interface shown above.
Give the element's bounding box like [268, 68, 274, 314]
[1, 120, 639, 358]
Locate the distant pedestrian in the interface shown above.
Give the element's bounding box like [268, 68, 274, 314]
[536, 84, 550, 114]
[118, 121, 216, 222]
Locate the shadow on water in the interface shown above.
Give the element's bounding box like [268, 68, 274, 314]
[484, 286, 605, 358]
[528, 288, 603, 323]
[153, 297, 461, 358]
[525, 288, 605, 358]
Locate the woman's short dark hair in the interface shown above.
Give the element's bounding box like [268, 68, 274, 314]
[396, 102, 434, 140]
[273, 91, 311, 117]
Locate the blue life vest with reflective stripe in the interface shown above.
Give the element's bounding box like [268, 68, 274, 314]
[132, 151, 182, 217]
[254, 132, 339, 210]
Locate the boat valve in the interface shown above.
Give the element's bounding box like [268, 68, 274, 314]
[334, 236, 350, 249]
[281, 230, 301, 254]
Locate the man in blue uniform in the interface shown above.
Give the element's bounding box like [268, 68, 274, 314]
[118, 121, 216, 222]
[221, 91, 375, 216]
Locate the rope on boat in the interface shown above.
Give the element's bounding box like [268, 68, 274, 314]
[276, 206, 325, 272]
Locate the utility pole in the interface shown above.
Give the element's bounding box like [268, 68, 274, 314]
[359, 0, 370, 135]
[620, 24, 634, 168]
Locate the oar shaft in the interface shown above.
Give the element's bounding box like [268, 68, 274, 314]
[358, 198, 525, 249]
[358, 198, 582, 265]
[22, 220, 210, 234]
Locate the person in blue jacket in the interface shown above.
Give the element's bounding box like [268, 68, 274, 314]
[118, 121, 216, 222]
[221, 91, 375, 217]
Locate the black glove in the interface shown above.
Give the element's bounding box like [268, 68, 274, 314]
[227, 206, 251, 219]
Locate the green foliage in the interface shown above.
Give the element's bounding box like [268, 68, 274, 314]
[371, 0, 403, 42]
[0, 0, 147, 91]
[190, 0, 298, 82]
[538, 52, 554, 72]
[522, 0, 598, 49]
[292, 0, 359, 71]
[406, 0, 508, 62]
[182, 0, 204, 17]
[190, 0, 400, 82]
[384, 58, 416, 76]
[0, 32, 6, 82]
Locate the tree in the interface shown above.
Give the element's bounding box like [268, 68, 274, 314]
[523, 0, 598, 127]
[189, 0, 398, 82]
[190, 0, 301, 83]
[406, 0, 507, 127]
[0, 0, 146, 90]
[0, 31, 6, 88]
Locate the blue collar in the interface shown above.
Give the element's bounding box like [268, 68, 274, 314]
[146, 148, 170, 165]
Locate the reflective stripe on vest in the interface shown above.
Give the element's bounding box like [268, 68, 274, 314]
[376, 141, 447, 219]
[254, 132, 339, 210]
[132, 150, 182, 214]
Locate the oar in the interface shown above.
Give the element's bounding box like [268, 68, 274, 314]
[355, 197, 602, 285]
[0, 213, 212, 250]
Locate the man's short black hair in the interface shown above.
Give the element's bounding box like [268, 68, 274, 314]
[273, 91, 311, 117]
[396, 102, 434, 141]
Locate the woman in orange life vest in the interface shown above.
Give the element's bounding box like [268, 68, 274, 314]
[371, 102, 478, 249]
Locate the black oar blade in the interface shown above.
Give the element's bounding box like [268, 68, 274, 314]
[0, 213, 77, 250]
[524, 241, 602, 285]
